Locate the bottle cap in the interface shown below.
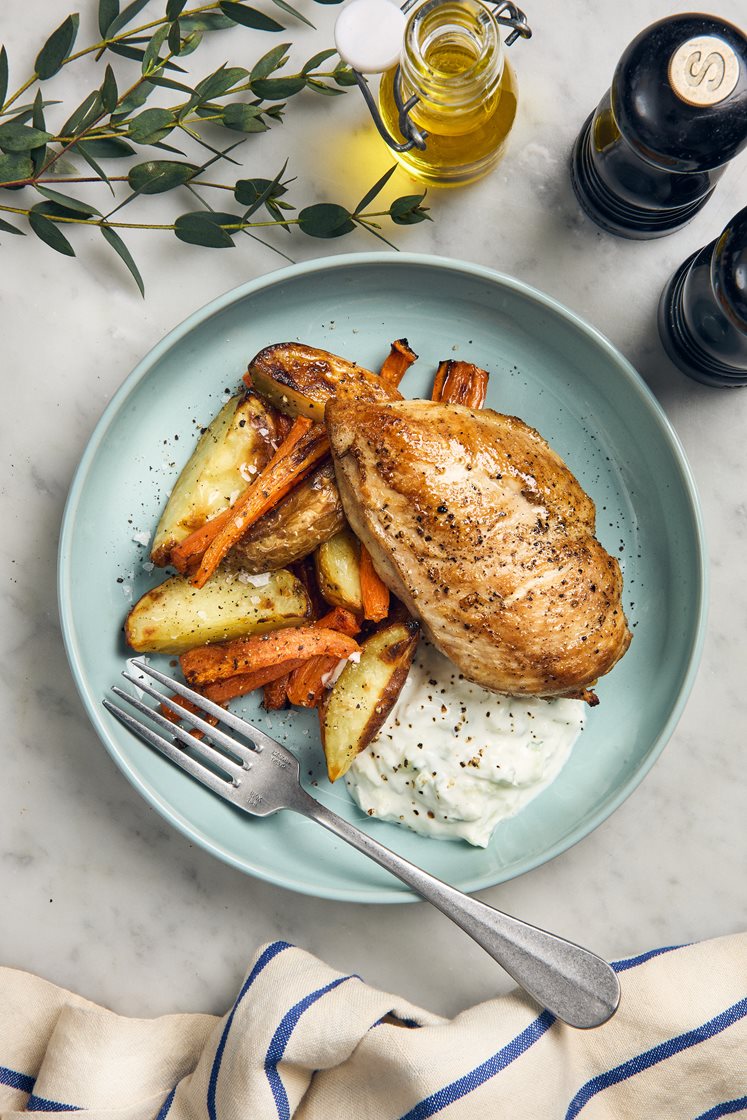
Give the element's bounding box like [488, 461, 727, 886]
[334, 0, 407, 74]
[611, 14, 747, 173]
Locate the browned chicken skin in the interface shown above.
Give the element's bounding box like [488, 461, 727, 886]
[326, 397, 631, 702]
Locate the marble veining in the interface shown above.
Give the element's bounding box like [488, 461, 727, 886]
[1, 0, 746, 1020]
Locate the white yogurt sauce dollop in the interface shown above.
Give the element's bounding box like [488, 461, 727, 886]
[345, 641, 585, 847]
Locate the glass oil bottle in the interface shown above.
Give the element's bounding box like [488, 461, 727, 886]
[378, 0, 518, 187]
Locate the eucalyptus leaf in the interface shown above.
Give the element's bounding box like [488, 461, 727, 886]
[305, 78, 344, 95]
[1, 46, 9, 111]
[141, 25, 171, 76]
[219, 3, 285, 33]
[100, 224, 144, 295]
[390, 194, 430, 224]
[298, 202, 354, 238]
[35, 185, 100, 216]
[355, 164, 397, 214]
[333, 63, 357, 87]
[101, 65, 118, 113]
[180, 13, 235, 33]
[251, 76, 304, 99]
[302, 48, 336, 74]
[76, 140, 112, 189]
[108, 42, 185, 72]
[106, 0, 153, 39]
[0, 121, 54, 152]
[127, 158, 198, 194]
[221, 103, 268, 132]
[77, 137, 135, 158]
[166, 0, 188, 19]
[128, 107, 175, 144]
[234, 174, 286, 210]
[147, 74, 195, 94]
[312, 0, 344, 4]
[0, 152, 33, 182]
[0, 217, 24, 236]
[193, 66, 249, 104]
[167, 20, 182, 57]
[60, 90, 102, 136]
[35, 14, 80, 81]
[28, 209, 76, 256]
[174, 210, 237, 247]
[98, 0, 120, 37]
[32, 90, 46, 132]
[250, 44, 291, 82]
[32, 200, 92, 222]
[269, 0, 315, 30]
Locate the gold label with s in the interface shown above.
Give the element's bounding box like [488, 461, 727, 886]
[668, 36, 740, 107]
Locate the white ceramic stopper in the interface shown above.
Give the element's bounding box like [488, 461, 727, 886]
[334, 0, 407, 74]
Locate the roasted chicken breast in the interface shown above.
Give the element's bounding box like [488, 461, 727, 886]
[326, 397, 631, 702]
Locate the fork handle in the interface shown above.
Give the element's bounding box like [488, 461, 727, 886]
[289, 789, 619, 1028]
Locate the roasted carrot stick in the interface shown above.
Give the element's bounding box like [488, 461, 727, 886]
[430, 360, 490, 409]
[180, 625, 360, 687]
[315, 606, 361, 637]
[285, 656, 341, 708]
[170, 507, 235, 573]
[380, 338, 418, 388]
[285, 607, 361, 707]
[170, 417, 319, 576]
[202, 659, 307, 704]
[191, 419, 329, 589]
[359, 544, 390, 623]
[263, 672, 292, 711]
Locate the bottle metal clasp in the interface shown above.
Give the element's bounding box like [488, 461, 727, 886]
[335, 0, 532, 153]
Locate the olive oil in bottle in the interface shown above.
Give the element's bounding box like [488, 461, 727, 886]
[378, 0, 518, 187]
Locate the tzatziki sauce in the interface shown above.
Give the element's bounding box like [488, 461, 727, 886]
[345, 641, 585, 847]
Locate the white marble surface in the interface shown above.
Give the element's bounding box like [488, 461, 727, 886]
[1, 0, 746, 1021]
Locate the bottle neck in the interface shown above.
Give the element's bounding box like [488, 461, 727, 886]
[399, 0, 504, 113]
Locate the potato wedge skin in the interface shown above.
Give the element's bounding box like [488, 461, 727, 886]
[248, 343, 400, 421]
[151, 392, 277, 567]
[315, 528, 363, 614]
[319, 620, 420, 782]
[227, 462, 345, 574]
[125, 567, 311, 655]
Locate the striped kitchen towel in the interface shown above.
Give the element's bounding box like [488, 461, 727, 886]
[0, 933, 745, 1119]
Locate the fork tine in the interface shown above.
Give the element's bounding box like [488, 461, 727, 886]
[103, 698, 237, 800]
[128, 658, 280, 753]
[120, 671, 255, 766]
[111, 686, 247, 782]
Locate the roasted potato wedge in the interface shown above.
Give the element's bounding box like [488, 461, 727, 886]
[315, 528, 363, 614]
[227, 462, 345, 574]
[125, 567, 310, 655]
[248, 343, 401, 421]
[151, 392, 278, 567]
[319, 620, 420, 782]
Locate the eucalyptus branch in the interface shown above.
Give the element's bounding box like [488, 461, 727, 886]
[0, 1, 430, 294]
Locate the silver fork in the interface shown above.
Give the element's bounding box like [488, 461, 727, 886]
[104, 657, 620, 1029]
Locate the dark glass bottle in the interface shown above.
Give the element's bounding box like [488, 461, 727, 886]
[658, 206, 747, 387]
[570, 14, 747, 239]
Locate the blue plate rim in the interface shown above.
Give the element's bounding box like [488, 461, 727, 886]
[57, 250, 708, 903]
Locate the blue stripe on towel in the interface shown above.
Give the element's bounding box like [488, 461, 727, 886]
[26, 1094, 80, 1112]
[693, 1096, 747, 1119]
[207, 940, 292, 1120]
[398, 1009, 556, 1120]
[155, 1085, 176, 1120]
[265, 974, 358, 1120]
[612, 945, 685, 972]
[564, 997, 747, 1120]
[0, 1065, 35, 1094]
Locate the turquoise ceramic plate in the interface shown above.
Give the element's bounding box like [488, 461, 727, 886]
[58, 253, 707, 902]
